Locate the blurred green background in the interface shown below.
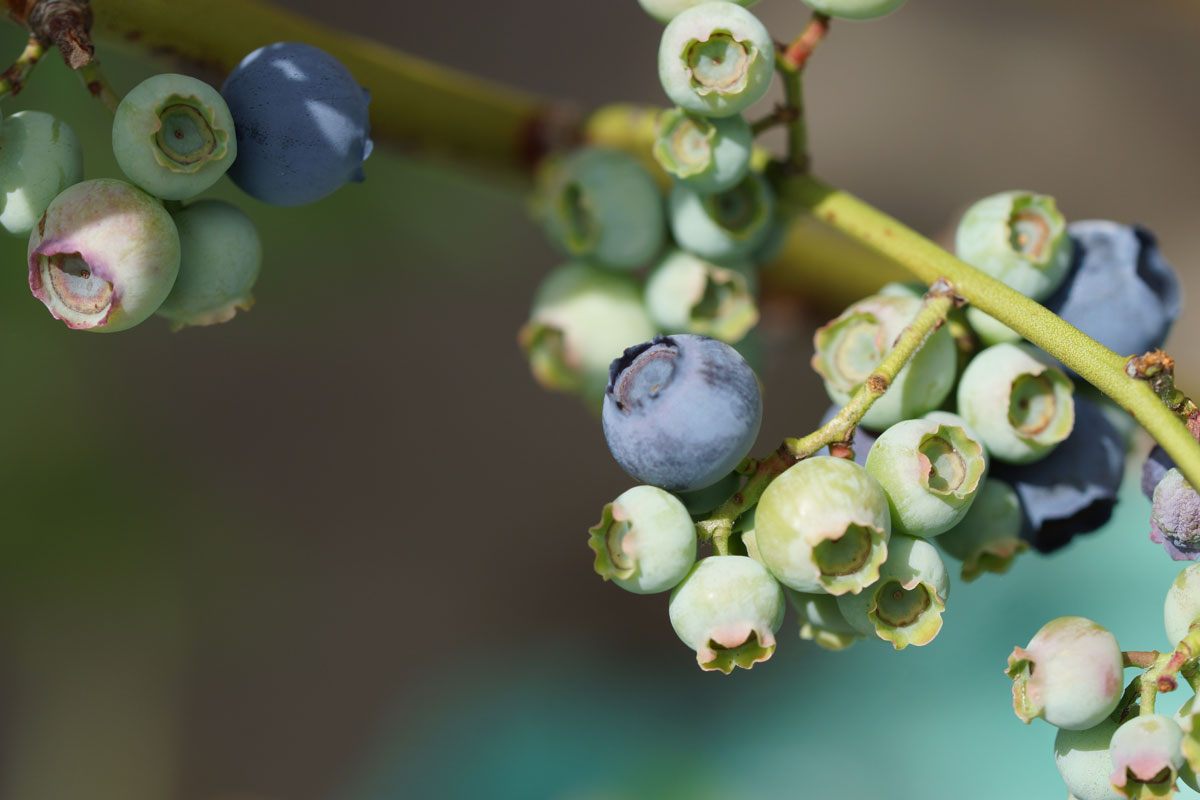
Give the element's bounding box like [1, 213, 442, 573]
[1, 0, 1199, 798]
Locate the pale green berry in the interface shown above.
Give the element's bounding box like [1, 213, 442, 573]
[639, 0, 759, 24]
[588, 485, 697, 594]
[965, 306, 1023, 347]
[532, 148, 664, 271]
[955, 190, 1073, 301]
[1177, 696, 1200, 792]
[754, 456, 891, 596]
[1109, 715, 1184, 799]
[519, 263, 658, 408]
[957, 342, 1075, 464]
[800, 0, 906, 20]
[812, 293, 957, 430]
[836, 533, 949, 649]
[1055, 720, 1125, 800]
[786, 588, 863, 651]
[658, 2, 774, 118]
[937, 479, 1028, 581]
[668, 555, 784, 673]
[865, 417, 986, 538]
[653, 108, 752, 194]
[1006, 616, 1123, 730]
[668, 171, 774, 262]
[644, 249, 758, 343]
[155, 199, 260, 329]
[676, 471, 741, 516]
[1164, 563, 1200, 648]
[0, 110, 84, 235]
[28, 179, 180, 332]
[113, 73, 237, 200]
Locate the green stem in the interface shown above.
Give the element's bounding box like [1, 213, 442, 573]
[0, 34, 45, 100]
[75, 58, 119, 113]
[779, 174, 1200, 491]
[1140, 651, 1174, 715]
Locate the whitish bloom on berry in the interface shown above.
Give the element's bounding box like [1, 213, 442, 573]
[653, 108, 753, 194]
[754, 456, 891, 596]
[1151, 469, 1200, 561]
[28, 179, 180, 332]
[786, 588, 863, 651]
[1006, 616, 1123, 730]
[957, 342, 1075, 464]
[1164, 563, 1200, 647]
[865, 417, 986, 538]
[1055, 720, 1125, 800]
[588, 486, 697, 595]
[1109, 715, 1184, 799]
[668, 555, 784, 673]
[937, 479, 1028, 581]
[836, 533, 948, 649]
[658, 3, 774, 118]
[812, 293, 957, 431]
[644, 250, 758, 343]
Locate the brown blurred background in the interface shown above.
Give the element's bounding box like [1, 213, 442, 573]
[0, 1, 1198, 798]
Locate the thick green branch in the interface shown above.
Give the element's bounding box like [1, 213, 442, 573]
[780, 174, 1200, 491]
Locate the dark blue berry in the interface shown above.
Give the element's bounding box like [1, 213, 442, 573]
[220, 42, 372, 206]
[602, 334, 762, 493]
[1043, 221, 1181, 367]
[992, 395, 1125, 553]
[1142, 444, 1176, 501]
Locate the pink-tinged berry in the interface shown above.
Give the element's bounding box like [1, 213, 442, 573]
[1006, 616, 1123, 730]
[28, 179, 180, 332]
[588, 485, 697, 595]
[668, 555, 784, 673]
[1109, 715, 1184, 800]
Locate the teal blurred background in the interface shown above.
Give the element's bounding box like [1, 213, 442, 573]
[1, 1, 1199, 798]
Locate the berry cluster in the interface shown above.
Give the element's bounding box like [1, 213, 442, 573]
[1008, 564, 1200, 800]
[3, 41, 370, 332]
[517, 1, 1189, 676]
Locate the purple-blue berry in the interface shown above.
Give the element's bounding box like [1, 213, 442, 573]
[1144, 444, 1177, 501]
[602, 334, 762, 493]
[220, 42, 372, 206]
[1151, 468, 1200, 562]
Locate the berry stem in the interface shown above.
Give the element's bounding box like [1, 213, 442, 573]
[770, 13, 831, 173]
[782, 13, 831, 72]
[1139, 651, 1174, 716]
[777, 173, 1200, 494]
[696, 443, 800, 554]
[75, 57, 118, 113]
[0, 33, 45, 99]
[1125, 651, 1161, 670]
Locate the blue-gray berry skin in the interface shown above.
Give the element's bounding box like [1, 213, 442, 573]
[1143, 444, 1176, 501]
[1044, 222, 1181, 368]
[220, 42, 372, 206]
[1151, 469, 1200, 561]
[993, 395, 1124, 553]
[602, 334, 762, 493]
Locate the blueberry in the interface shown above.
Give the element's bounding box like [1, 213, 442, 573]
[1044, 221, 1182, 363]
[653, 108, 753, 194]
[1109, 715, 1185, 798]
[220, 42, 372, 206]
[602, 334, 762, 493]
[1143, 444, 1176, 501]
[1054, 720, 1122, 800]
[0, 110, 84, 235]
[1150, 468, 1200, 561]
[992, 395, 1124, 553]
[801, 0, 906, 19]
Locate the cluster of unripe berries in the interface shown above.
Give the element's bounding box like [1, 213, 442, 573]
[1009, 564, 1200, 799]
[1, 42, 371, 332]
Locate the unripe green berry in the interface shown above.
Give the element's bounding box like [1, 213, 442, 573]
[668, 555, 784, 673]
[653, 108, 753, 194]
[644, 249, 758, 343]
[800, 0, 906, 20]
[957, 343, 1075, 464]
[113, 73, 237, 200]
[865, 417, 986, 538]
[955, 190, 1073, 302]
[532, 148, 665, 271]
[937, 479, 1028, 581]
[668, 171, 774, 262]
[1164, 563, 1200, 648]
[1006, 616, 1123, 731]
[1055, 720, 1125, 800]
[588, 485, 697, 594]
[786, 588, 863, 651]
[658, 2, 774, 118]
[836, 533, 949, 649]
[754, 456, 891, 596]
[155, 199, 260, 330]
[28, 179, 180, 332]
[639, 0, 759, 24]
[0, 110, 84, 235]
[812, 293, 957, 430]
[676, 471, 741, 517]
[1109, 715, 1184, 799]
[519, 263, 658, 408]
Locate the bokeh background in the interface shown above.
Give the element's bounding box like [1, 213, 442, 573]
[1, 0, 1199, 797]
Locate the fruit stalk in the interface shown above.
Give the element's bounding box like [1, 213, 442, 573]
[0, 33, 44, 98]
[779, 173, 1200, 493]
